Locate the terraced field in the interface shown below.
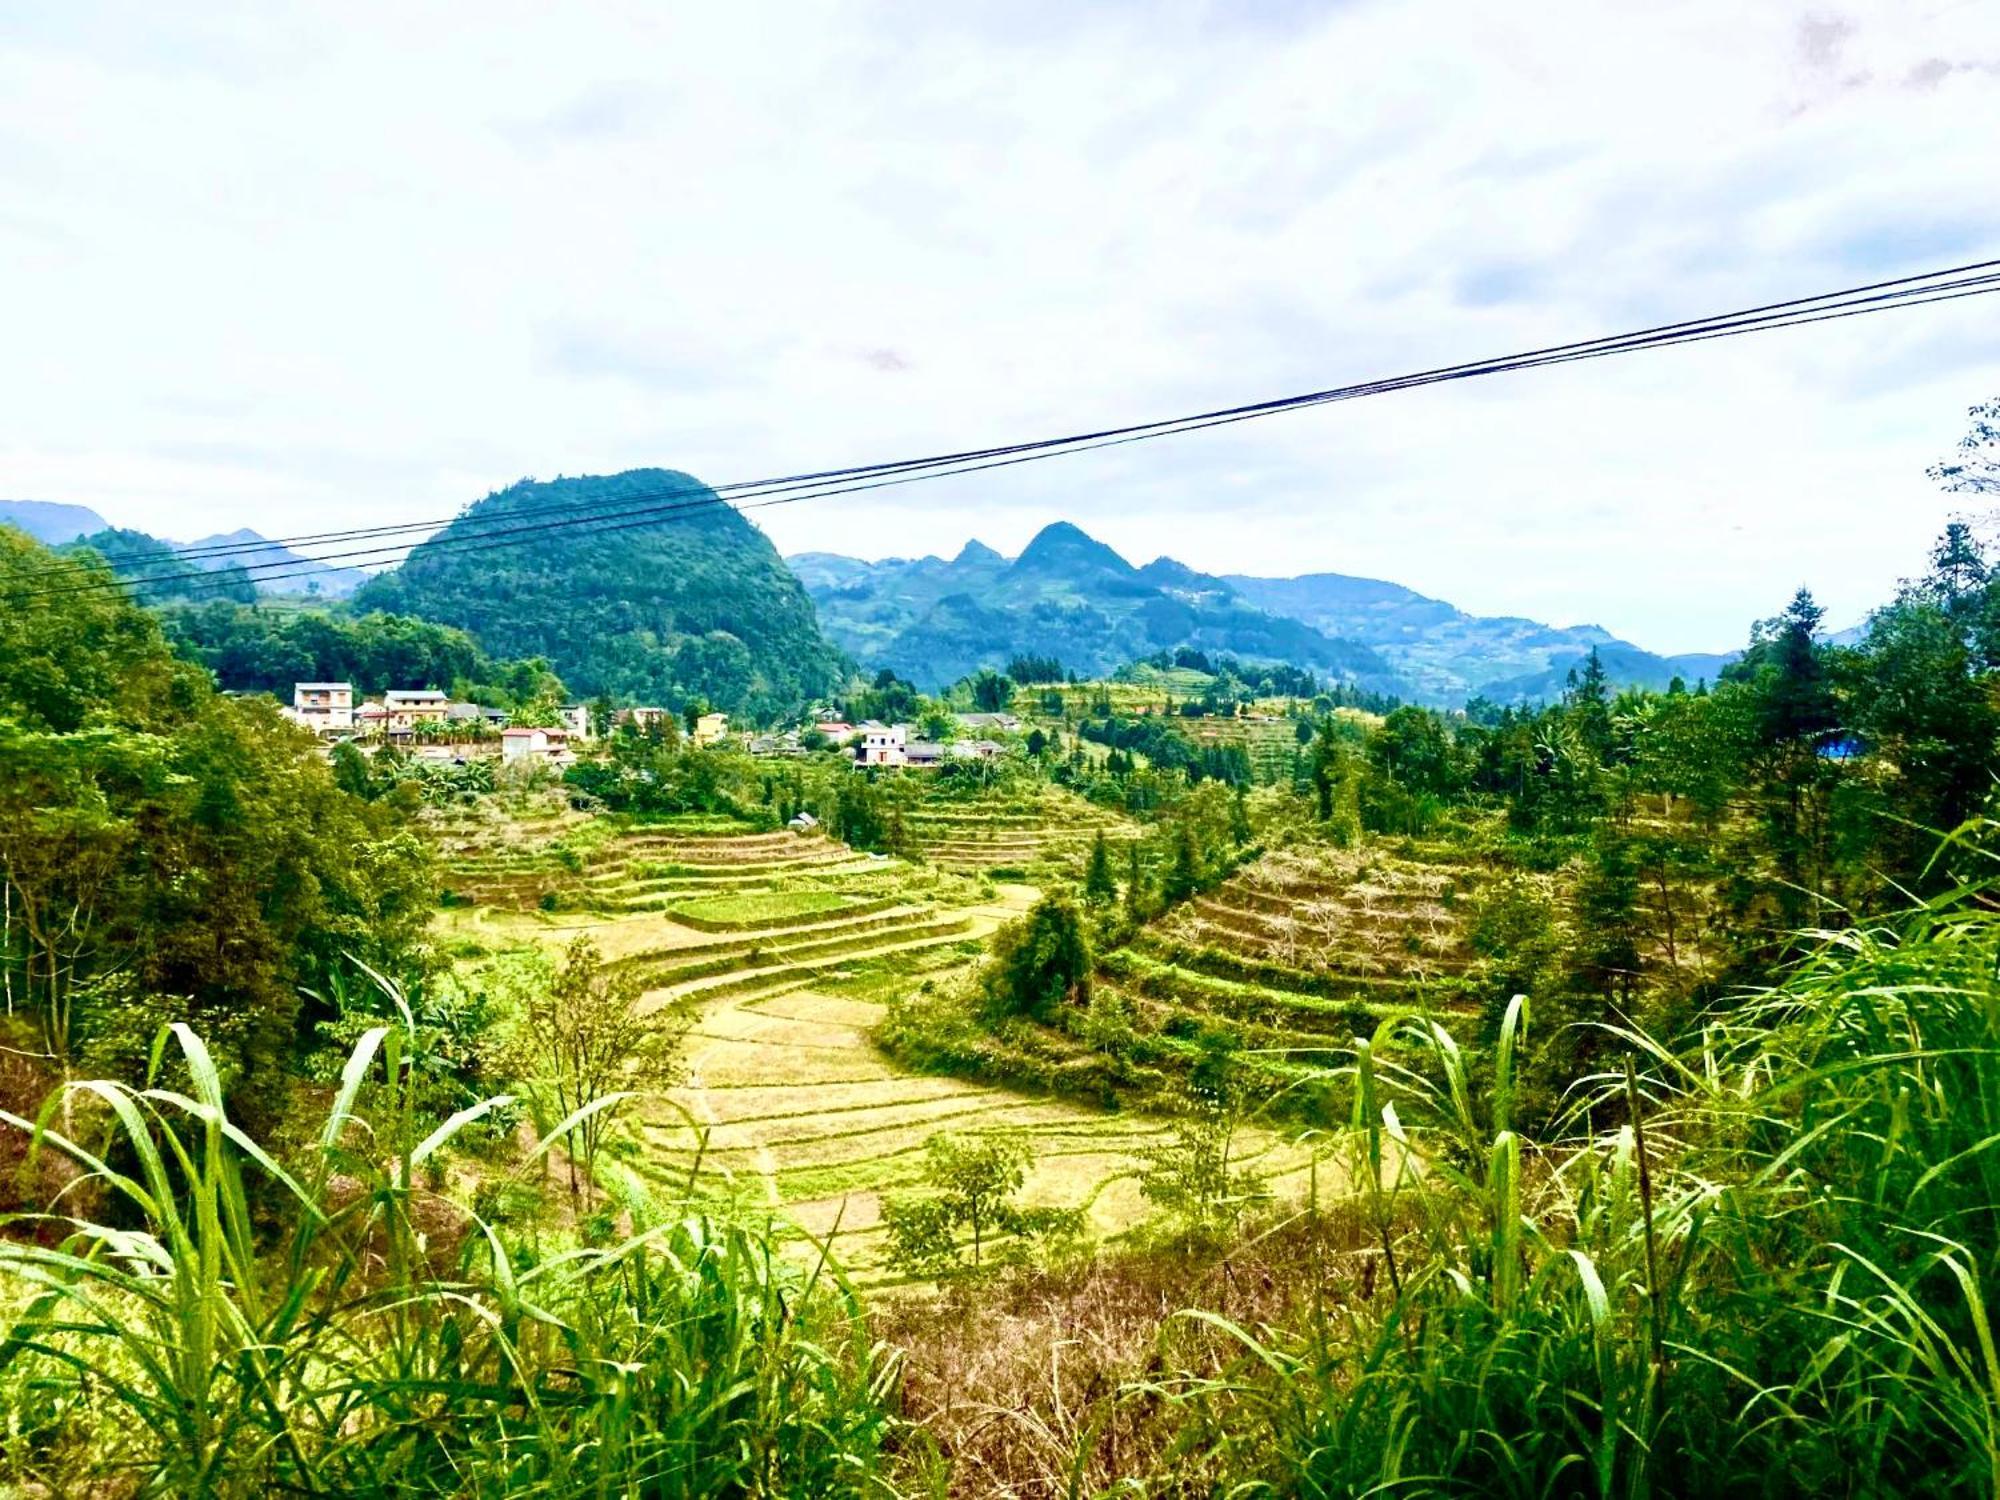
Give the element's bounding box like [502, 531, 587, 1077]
[1181, 714, 1307, 783]
[903, 786, 1142, 879]
[1108, 844, 1490, 1100]
[625, 941, 1319, 1288]
[437, 815, 1323, 1286]
[874, 841, 1494, 1119]
[435, 809, 905, 914]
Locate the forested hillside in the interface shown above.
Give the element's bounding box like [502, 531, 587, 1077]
[61, 526, 258, 605]
[359, 469, 844, 715]
[159, 599, 567, 707]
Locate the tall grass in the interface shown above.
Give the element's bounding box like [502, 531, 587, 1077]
[1132, 891, 2000, 1497]
[0, 1013, 900, 1496]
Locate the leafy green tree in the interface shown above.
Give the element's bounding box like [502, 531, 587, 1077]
[1124, 839, 1149, 922]
[981, 895, 1092, 1022]
[0, 532, 437, 1110]
[499, 936, 685, 1208]
[1928, 395, 2000, 494]
[1137, 1103, 1266, 1249]
[1162, 822, 1203, 905]
[968, 669, 1014, 713]
[881, 1134, 1078, 1279]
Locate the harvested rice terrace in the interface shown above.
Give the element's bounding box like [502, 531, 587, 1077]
[626, 961, 1320, 1288]
[439, 819, 1328, 1287]
[903, 791, 1141, 875]
[1073, 846, 1489, 1110]
[1159, 849, 1478, 976]
[440, 820, 909, 912]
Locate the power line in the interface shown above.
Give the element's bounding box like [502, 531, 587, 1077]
[12, 258, 1998, 605]
[29, 262, 2000, 601]
[125, 254, 2000, 570]
[43, 259, 2000, 597]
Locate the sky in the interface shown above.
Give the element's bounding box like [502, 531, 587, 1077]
[2, 1, 1997, 653]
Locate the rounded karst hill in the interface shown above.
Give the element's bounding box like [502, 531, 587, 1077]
[356, 468, 844, 714]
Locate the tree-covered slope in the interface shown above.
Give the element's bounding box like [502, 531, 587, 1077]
[62, 527, 257, 605]
[357, 470, 844, 715]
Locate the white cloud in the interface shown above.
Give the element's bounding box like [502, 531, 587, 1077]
[1, 0, 1996, 651]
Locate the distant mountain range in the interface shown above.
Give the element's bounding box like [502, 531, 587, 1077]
[1, 502, 370, 598]
[9, 489, 1742, 709]
[792, 523, 1735, 706]
[0, 499, 111, 544]
[792, 522, 1404, 697]
[177, 527, 372, 598]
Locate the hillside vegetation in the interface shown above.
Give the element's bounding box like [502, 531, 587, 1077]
[359, 468, 845, 716]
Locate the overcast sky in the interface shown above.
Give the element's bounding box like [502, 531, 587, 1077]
[3, 1, 1997, 651]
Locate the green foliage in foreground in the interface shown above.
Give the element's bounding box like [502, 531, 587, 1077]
[0, 531, 436, 1111]
[0, 1023, 897, 1497]
[1143, 894, 2000, 1496]
[881, 1134, 1080, 1281]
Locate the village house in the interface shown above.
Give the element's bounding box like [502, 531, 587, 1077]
[290, 682, 353, 735]
[692, 711, 730, 747]
[501, 725, 571, 762]
[444, 701, 509, 731]
[855, 722, 908, 767]
[903, 741, 945, 768]
[557, 704, 595, 740]
[383, 689, 451, 731]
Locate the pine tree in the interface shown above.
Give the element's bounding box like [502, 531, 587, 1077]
[1124, 840, 1148, 921]
[1083, 833, 1117, 906]
[1163, 823, 1203, 905]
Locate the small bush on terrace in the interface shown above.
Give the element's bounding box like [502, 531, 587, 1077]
[882, 1133, 1082, 1281]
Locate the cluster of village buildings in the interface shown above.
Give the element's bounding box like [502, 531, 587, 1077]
[286, 685, 1021, 769]
[285, 684, 730, 763]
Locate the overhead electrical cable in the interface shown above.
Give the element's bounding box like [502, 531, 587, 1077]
[13, 258, 1999, 606]
[44, 258, 2000, 597]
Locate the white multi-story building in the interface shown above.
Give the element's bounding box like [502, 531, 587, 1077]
[501, 725, 571, 762]
[855, 722, 908, 767]
[291, 682, 354, 734]
[557, 704, 595, 741]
